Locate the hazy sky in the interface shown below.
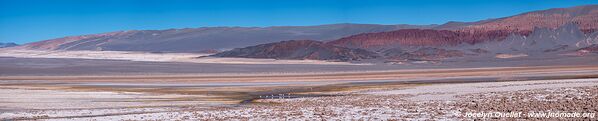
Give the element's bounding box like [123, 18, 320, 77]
[1, 0, 597, 44]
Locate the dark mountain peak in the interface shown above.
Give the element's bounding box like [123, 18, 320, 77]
[0, 42, 18, 48]
[328, 28, 516, 50]
[249, 40, 328, 51]
[213, 40, 379, 61]
[383, 47, 466, 61]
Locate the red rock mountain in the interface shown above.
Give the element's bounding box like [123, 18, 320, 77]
[328, 29, 516, 49]
[330, 5, 598, 50]
[216, 5, 598, 61]
[438, 5, 598, 33]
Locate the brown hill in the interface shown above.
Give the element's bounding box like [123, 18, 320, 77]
[212, 40, 379, 61]
[331, 5, 598, 50]
[447, 5, 598, 33]
[328, 29, 516, 50]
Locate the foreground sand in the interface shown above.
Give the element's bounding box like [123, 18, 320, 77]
[3, 64, 598, 82]
[1, 78, 597, 120]
[2, 55, 598, 120]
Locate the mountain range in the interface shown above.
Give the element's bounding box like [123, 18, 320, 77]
[11, 24, 434, 53]
[6, 5, 598, 62]
[217, 23, 598, 62]
[0, 42, 18, 48]
[215, 5, 598, 62]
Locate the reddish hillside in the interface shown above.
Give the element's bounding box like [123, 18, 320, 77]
[457, 5, 598, 33]
[213, 5, 598, 61]
[330, 5, 598, 50]
[382, 47, 466, 61]
[328, 29, 518, 49]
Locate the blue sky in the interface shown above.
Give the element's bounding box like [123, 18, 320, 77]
[1, 0, 597, 44]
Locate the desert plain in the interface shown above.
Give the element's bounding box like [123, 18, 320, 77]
[0, 50, 597, 120]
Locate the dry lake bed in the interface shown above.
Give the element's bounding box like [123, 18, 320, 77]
[1, 53, 598, 120]
[2, 62, 598, 120]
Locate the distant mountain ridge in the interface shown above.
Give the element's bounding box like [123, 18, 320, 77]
[215, 23, 598, 61]
[442, 5, 598, 33]
[8, 4, 598, 62]
[12, 24, 434, 52]
[0, 42, 18, 48]
[328, 29, 516, 50]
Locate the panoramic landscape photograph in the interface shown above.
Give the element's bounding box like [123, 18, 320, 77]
[1, 0, 598, 120]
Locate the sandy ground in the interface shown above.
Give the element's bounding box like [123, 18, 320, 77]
[3, 65, 598, 83]
[0, 49, 362, 65]
[1, 78, 596, 120]
[1, 64, 598, 120]
[368, 78, 598, 101]
[1, 50, 597, 120]
[2, 50, 598, 76]
[0, 88, 224, 110]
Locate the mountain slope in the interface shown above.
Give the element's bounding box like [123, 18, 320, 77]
[468, 23, 595, 54]
[212, 40, 379, 61]
[0, 42, 18, 48]
[216, 22, 598, 61]
[330, 5, 598, 50]
[15, 5, 598, 53]
[328, 29, 515, 50]
[15, 24, 434, 53]
[441, 5, 598, 33]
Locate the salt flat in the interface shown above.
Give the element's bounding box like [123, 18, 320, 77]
[0, 49, 361, 65]
[366, 78, 598, 101]
[1, 49, 598, 120]
[2, 78, 596, 120]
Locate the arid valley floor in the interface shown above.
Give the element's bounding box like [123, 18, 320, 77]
[4, 2, 598, 121]
[1, 50, 598, 120]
